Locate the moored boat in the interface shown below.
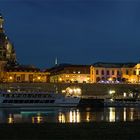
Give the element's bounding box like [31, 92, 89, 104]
[0, 91, 81, 108]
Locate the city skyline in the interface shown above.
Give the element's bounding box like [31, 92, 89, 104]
[1, 0, 140, 68]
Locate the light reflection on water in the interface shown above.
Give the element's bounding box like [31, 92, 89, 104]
[1, 107, 140, 124]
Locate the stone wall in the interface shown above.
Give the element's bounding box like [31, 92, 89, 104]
[0, 83, 140, 96]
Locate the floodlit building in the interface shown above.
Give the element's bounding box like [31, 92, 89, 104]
[0, 14, 17, 67]
[48, 64, 90, 83]
[90, 62, 140, 83]
[3, 65, 49, 83]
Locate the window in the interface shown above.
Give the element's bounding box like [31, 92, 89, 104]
[126, 70, 129, 75]
[16, 76, 21, 82]
[21, 74, 25, 82]
[133, 71, 136, 75]
[96, 70, 99, 75]
[107, 70, 110, 75]
[29, 74, 33, 82]
[117, 71, 120, 75]
[101, 70, 104, 75]
[96, 77, 100, 82]
[112, 70, 114, 75]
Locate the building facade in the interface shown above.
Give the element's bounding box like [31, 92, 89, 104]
[90, 62, 140, 83]
[3, 65, 49, 83]
[48, 64, 90, 83]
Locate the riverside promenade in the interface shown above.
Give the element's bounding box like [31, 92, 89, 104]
[0, 122, 140, 140]
[0, 83, 140, 96]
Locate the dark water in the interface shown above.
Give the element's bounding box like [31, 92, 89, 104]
[1, 107, 140, 124]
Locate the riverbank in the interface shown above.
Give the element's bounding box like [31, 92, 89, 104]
[0, 122, 140, 140]
[0, 83, 140, 96]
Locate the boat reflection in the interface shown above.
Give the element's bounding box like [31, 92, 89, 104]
[1, 107, 140, 124]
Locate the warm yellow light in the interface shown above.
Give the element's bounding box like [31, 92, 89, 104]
[32, 116, 43, 124]
[87, 77, 90, 80]
[109, 108, 115, 122]
[8, 114, 14, 124]
[37, 76, 41, 80]
[108, 78, 112, 81]
[86, 112, 90, 122]
[58, 112, 66, 123]
[109, 90, 115, 95]
[62, 90, 65, 93]
[59, 78, 62, 81]
[130, 78, 136, 83]
[9, 76, 13, 80]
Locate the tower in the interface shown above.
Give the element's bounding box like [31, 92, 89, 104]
[0, 14, 4, 32]
[0, 14, 17, 66]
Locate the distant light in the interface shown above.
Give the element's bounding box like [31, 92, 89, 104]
[37, 76, 41, 80]
[59, 78, 62, 81]
[123, 92, 127, 97]
[62, 90, 65, 93]
[109, 90, 115, 95]
[9, 76, 13, 80]
[7, 89, 11, 93]
[108, 78, 112, 81]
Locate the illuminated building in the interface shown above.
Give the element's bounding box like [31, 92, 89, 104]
[90, 62, 140, 83]
[0, 14, 17, 67]
[48, 64, 90, 83]
[3, 65, 49, 83]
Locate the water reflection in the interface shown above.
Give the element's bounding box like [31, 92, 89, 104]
[8, 114, 14, 124]
[123, 108, 126, 121]
[32, 114, 43, 124]
[0, 107, 140, 124]
[109, 108, 115, 122]
[58, 112, 65, 123]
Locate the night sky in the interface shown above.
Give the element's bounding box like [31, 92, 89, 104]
[1, 0, 140, 68]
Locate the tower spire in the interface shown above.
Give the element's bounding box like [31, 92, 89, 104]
[55, 57, 58, 66]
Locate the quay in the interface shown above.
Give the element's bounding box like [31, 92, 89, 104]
[0, 83, 140, 107]
[0, 83, 140, 96]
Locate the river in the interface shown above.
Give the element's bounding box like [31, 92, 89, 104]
[0, 107, 140, 123]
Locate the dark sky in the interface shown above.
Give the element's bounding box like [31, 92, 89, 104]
[1, 0, 140, 68]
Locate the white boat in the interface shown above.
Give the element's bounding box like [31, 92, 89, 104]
[0, 91, 81, 108]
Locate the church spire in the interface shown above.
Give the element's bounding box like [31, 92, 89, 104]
[55, 57, 58, 66]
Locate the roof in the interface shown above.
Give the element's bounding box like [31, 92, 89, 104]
[5, 65, 40, 72]
[92, 62, 137, 68]
[46, 63, 90, 72]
